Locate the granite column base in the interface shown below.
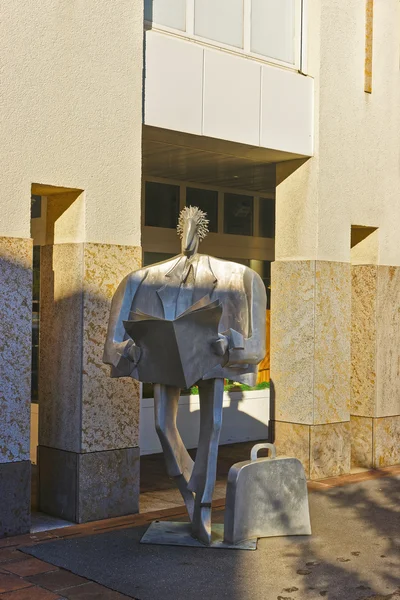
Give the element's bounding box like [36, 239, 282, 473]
[272, 420, 351, 480]
[0, 461, 31, 538]
[351, 415, 400, 469]
[38, 446, 140, 523]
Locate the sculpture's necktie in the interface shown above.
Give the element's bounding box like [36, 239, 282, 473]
[175, 258, 196, 317]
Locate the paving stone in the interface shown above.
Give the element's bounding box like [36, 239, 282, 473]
[2, 558, 57, 577]
[0, 550, 28, 565]
[0, 536, 32, 550]
[27, 570, 89, 592]
[0, 572, 32, 593]
[0, 586, 63, 599]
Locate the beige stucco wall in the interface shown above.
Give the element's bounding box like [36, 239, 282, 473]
[272, 0, 400, 475]
[0, 0, 143, 245]
[276, 0, 400, 266]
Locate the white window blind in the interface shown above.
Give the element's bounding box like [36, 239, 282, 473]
[144, 0, 303, 69]
[251, 0, 297, 64]
[194, 0, 244, 48]
[144, 0, 186, 31]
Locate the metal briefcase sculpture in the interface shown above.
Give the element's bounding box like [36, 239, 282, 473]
[224, 443, 312, 545]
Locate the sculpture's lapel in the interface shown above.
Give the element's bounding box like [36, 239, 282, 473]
[156, 254, 217, 318]
[192, 255, 218, 304]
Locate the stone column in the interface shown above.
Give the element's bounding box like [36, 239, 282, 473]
[270, 260, 351, 480]
[351, 265, 400, 468]
[0, 237, 32, 537]
[38, 242, 142, 522]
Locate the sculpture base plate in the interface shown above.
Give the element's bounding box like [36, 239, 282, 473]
[140, 521, 257, 550]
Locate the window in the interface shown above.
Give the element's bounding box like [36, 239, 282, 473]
[145, 182, 180, 229]
[186, 188, 218, 233]
[31, 195, 41, 219]
[144, 0, 186, 31]
[144, 0, 303, 68]
[259, 197, 275, 238]
[224, 194, 253, 236]
[144, 252, 176, 267]
[251, 0, 297, 64]
[194, 0, 243, 48]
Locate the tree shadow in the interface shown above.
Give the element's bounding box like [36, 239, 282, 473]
[227, 472, 400, 600]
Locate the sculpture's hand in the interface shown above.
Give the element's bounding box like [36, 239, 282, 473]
[212, 334, 229, 357]
[124, 343, 142, 366]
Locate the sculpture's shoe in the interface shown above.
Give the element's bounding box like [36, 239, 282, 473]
[192, 506, 212, 546]
[175, 475, 195, 520]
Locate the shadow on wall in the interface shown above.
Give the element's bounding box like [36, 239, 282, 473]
[0, 247, 33, 538]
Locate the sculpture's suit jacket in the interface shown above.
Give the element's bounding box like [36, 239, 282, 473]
[103, 253, 266, 386]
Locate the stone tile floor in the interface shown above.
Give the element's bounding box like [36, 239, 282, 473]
[6, 464, 400, 599]
[139, 441, 258, 512]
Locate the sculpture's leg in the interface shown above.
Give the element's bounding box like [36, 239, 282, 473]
[153, 384, 195, 519]
[189, 378, 224, 545]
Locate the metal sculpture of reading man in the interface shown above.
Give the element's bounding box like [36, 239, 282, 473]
[103, 206, 266, 545]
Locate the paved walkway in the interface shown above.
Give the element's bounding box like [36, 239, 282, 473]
[2, 465, 399, 599]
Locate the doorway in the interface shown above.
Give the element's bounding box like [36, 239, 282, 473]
[30, 194, 45, 515]
[29, 184, 84, 531]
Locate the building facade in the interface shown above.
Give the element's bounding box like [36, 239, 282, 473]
[1, 0, 399, 537]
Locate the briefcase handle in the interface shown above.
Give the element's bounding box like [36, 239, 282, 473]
[251, 443, 277, 461]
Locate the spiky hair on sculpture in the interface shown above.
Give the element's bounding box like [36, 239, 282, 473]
[177, 206, 209, 241]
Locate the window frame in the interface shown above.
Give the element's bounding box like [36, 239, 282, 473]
[142, 176, 276, 263]
[144, 0, 305, 72]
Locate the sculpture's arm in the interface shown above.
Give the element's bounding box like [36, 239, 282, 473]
[103, 271, 142, 374]
[226, 270, 267, 366]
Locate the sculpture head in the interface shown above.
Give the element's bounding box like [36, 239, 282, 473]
[177, 206, 209, 257]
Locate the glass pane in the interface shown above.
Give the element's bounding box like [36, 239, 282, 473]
[143, 252, 176, 267]
[259, 197, 275, 238]
[145, 182, 180, 229]
[186, 188, 218, 233]
[251, 0, 296, 64]
[195, 0, 244, 48]
[144, 0, 186, 31]
[31, 195, 41, 219]
[224, 194, 253, 236]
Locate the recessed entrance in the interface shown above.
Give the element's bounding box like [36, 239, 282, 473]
[30, 183, 83, 531]
[139, 127, 276, 511]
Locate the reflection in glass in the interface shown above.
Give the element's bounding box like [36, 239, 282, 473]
[224, 194, 253, 236]
[145, 182, 180, 229]
[186, 188, 218, 233]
